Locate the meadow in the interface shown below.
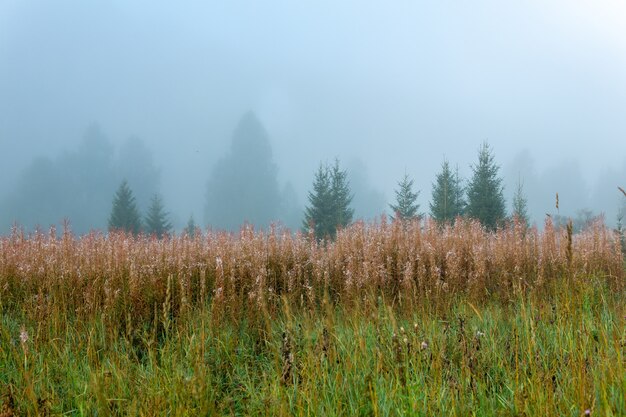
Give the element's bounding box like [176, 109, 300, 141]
[0, 218, 624, 416]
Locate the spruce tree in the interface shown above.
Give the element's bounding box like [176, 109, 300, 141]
[108, 180, 142, 234]
[144, 194, 172, 238]
[303, 160, 353, 240]
[185, 215, 198, 237]
[303, 164, 333, 239]
[330, 159, 354, 232]
[511, 176, 529, 227]
[466, 142, 506, 230]
[430, 160, 465, 224]
[390, 173, 420, 221]
[205, 112, 281, 230]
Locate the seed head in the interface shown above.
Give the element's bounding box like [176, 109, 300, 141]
[19, 328, 29, 344]
[420, 340, 429, 350]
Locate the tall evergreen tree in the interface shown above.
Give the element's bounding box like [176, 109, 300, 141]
[430, 160, 465, 223]
[390, 173, 420, 221]
[330, 159, 354, 231]
[303, 160, 353, 240]
[511, 176, 529, 227]
[205, 112, 282, 231]
[108, 180, 142, 234]
[144, 194, 172, 238]
[303, 164, 333, 239]
[466, 142, 506, 230]
[185, 214, 198, 237]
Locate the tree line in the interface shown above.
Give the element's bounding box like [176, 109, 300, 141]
[108, 136, 525, 240]
[299, 141, 526, 240]
[14, 112, 625, 239]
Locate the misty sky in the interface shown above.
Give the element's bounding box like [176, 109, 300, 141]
[1, 1, 625, 229]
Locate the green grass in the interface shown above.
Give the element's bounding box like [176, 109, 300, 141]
[1, 277, 624, 416]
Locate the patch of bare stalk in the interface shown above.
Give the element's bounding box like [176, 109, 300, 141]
[0, 216, 622, 331]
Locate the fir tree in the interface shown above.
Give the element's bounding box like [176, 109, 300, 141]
[303, 160, 353, 240]
[330, 159, 354, 232]
[303, 164, 333, 239]
[389, 173, 420, 221]
[511, 176, 529, 227]
[185, 215, 198, 238]
[205, 112, 281, 230]
[466, 142, 506, 230]
[144, 194, 172, 238]
[108, 180, 142, 234]
[430, 160, 465, 224]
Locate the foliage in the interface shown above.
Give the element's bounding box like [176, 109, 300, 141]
[511, 176, 529, 227]
[466, 142, 506, 230]
[108, 180, 142, 234]
[0, 125, 159, 235]
[185, 215, 198, 237]
[303, 160, 354, 239]
[390, 173, 420, 221]
[144, 194, 172, 238]
[205, 112, 282, 231]
[430, 160, 465, 224]
[330, 160, 354, 231]
[117, 136, 161, 212]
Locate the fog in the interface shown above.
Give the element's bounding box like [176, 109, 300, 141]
[1, 1, 625, 234]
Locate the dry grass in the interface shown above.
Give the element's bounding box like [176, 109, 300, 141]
[0, 217, 622, 328]
[0, 217, 624, 415]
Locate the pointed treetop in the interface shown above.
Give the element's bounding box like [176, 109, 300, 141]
[466, 142, 506, 230]
[511, 175, 529, 227]
[185, 214, 198, 237]
[390, 173, 420, 221]
[430, 159, 465, 224]
[108, 180, 142, 235]
[144, 194, 172, 238]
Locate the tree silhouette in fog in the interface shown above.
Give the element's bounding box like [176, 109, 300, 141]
[205, 112, 282, 231]
[144, 194, 172, 238]
[109, 180, 142, 235]
[0, 125, 161, 235]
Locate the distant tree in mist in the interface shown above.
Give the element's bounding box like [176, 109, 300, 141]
[279, 183, 303, 231]
[0, 124, 117, 233]
[466, 142, 506, 230]
[511, 177, 529, 227]
[430, 160, 465, 224]
[117, 137, 160, 212]
[185, 215, 198, 237]
[108, 180, 142, 235]
[0, 124, 162, 235]
[205, 112, 282, 231]
[390, 173, 420, 221]
[144, 194, 172, 238]
[348, 159, 386, 221]
[0, 156, 61, 232]
[303, 160, 354, 240]
[330, 160, 354, 231]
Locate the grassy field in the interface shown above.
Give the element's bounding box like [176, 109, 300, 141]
[0, 218, 624, 416]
